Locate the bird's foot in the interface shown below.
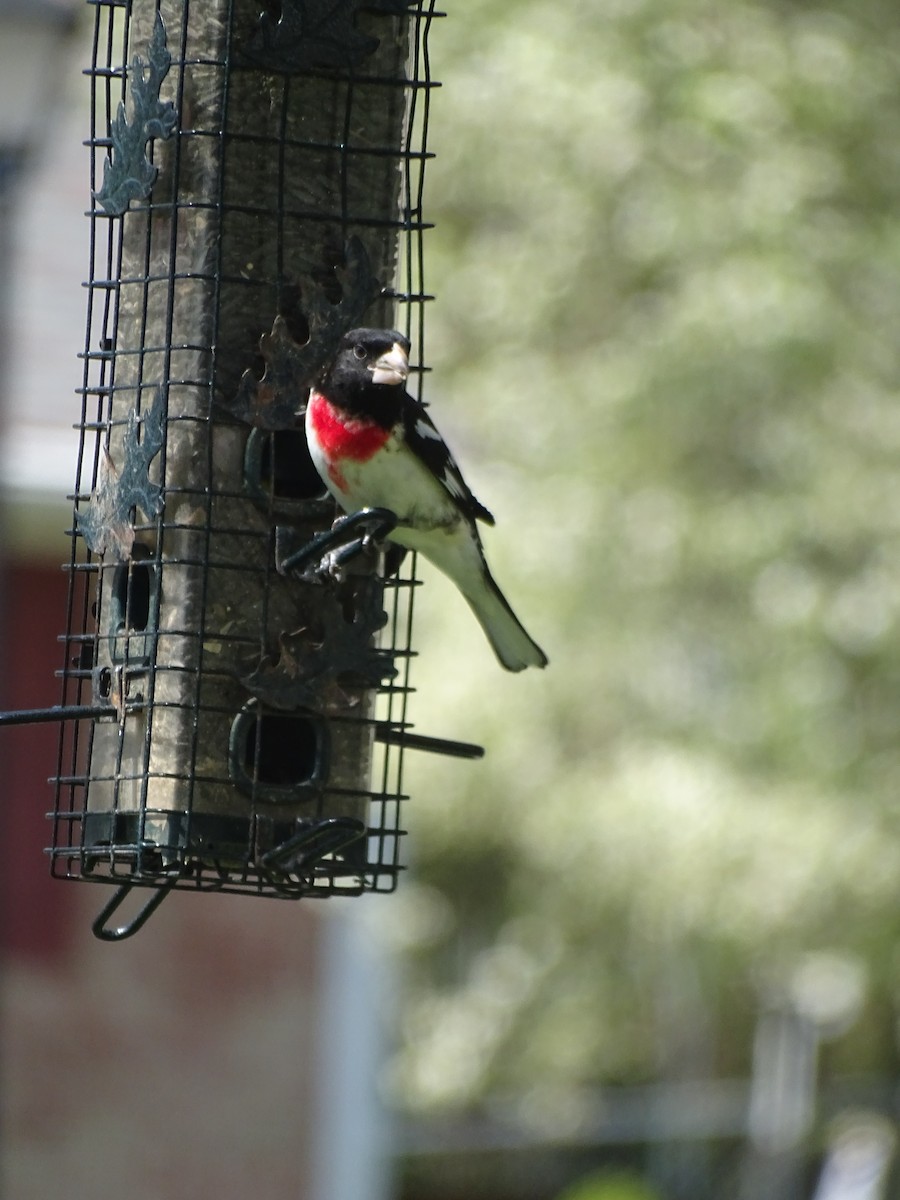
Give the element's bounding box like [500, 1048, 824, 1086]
[318, 549, 347, 583]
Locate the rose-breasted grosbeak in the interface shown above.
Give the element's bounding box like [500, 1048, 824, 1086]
[305, 328, 548, 672]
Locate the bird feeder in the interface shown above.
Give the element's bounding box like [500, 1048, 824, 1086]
[31, 0, 478, 939]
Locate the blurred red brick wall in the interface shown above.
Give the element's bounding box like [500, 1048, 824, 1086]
[0, 560, 72, 958]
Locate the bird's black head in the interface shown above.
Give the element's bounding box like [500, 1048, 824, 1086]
[320, 328, 411, 417]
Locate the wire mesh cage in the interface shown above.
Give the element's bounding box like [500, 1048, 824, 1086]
[46, 0, 452, 934]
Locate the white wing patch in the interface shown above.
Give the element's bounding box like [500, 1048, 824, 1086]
[404, 400, 495, 526]
[440, 466, 469, 504]
[414, 418, 444, 441]
[414, 417, 469, 502]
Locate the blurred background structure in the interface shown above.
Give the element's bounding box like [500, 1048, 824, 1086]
[3, 1, 900, 1199]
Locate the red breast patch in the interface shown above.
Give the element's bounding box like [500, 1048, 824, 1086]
[308, 391, 391, 462]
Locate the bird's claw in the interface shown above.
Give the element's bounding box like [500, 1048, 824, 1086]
[319, 550, 346, 583]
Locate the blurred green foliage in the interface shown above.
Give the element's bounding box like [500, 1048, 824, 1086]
[555, 1170, 661, 1200]
[384, 0, 900, 1120]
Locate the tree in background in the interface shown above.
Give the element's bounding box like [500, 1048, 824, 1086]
[382, 0, 900, 1141]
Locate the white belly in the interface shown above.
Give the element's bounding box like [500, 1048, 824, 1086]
[313, 424, 462, 534]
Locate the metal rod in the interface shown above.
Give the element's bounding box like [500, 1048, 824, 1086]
[0, 704, 115, 728]
[373, 725, 484, 760]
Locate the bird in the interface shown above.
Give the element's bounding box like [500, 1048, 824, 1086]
[305, 327, 548, 672]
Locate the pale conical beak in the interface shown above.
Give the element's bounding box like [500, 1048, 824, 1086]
[370, 342, 409, 386]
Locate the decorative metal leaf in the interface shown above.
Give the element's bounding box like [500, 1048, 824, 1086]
[77, 387, 165, 561]
[242, 585, 395, 709]
[94, 13, 177, 216]
[227, 316, 311, 430]
[227, 237, 382, 430]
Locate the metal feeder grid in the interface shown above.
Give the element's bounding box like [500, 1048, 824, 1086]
[36, 0, 469, 936]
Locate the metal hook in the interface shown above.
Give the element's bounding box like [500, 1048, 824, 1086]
[91, 876, 179, 942]
[260, 817, 367, 876]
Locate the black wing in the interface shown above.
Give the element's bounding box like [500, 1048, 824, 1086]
[402, 395, 495, 526]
